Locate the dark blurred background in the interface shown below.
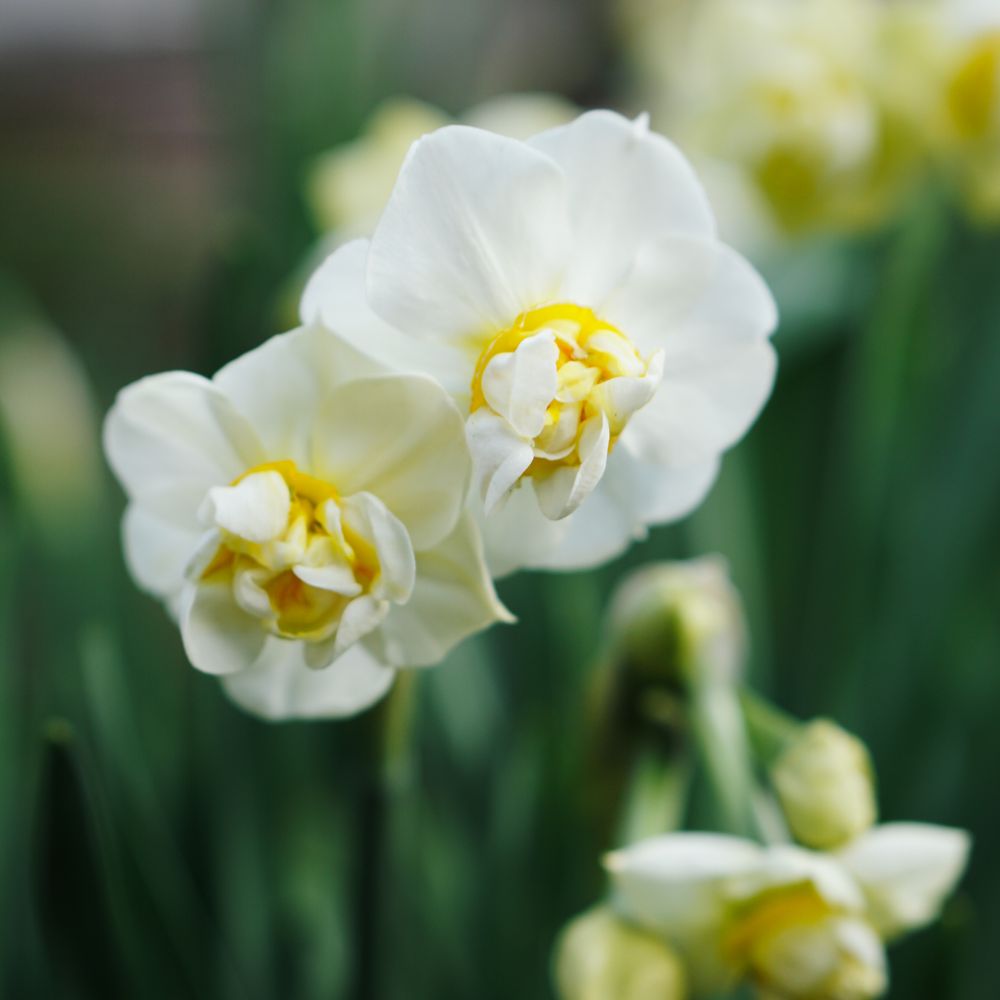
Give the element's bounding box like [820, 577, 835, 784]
[1, 1, 998, 998]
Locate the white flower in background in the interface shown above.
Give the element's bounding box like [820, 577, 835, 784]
[553, 905, 687, 1000]
[607, 824, 969, 999]
[104, 325, 509, 720]
[307, 93, 578, 240]
[303, 110, 777, 575]
[771, 719, 877, 851]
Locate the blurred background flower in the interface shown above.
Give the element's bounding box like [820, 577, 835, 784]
[1, 0, 998, 997]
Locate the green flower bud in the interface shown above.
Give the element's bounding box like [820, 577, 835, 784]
[554, 906, 687, 1000]
[771, 720, 877, 850]
[607, 556, 745, 688]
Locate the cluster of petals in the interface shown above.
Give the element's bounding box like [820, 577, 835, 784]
[303, 109, 777, 575]
[606, 823, 970, 999]
[105, 326, 509, 719]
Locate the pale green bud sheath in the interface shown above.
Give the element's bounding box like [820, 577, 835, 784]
[553, 905, 687, 1000]
[771, 719, 878, 851]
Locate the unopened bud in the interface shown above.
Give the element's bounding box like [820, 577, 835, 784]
[554, 906, 687, 1000]
[607, 557, 745, 687]
[771, 720, 877, 850]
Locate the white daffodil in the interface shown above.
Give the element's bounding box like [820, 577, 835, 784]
[606, 823, 970, 999]
[303, 110, 777, 575]
[104, 325, 510, 720]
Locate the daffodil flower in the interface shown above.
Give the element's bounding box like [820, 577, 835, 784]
[104, 325, 510, 720]
[302, 110, 777, 574]
[606, 824, 970, 999]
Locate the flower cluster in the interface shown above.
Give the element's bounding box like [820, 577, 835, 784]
[106, 110, 776, 717]
[554, 559, 971, 1000]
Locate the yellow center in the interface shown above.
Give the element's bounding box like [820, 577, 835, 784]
[200, 460, 378, 640]
[469, 303, 647, 474]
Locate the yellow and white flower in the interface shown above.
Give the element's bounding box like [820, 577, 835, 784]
[104, 325, 509, 720]
[622, 0, 936, 237]
[606, 823, 969, 999]
[303, 110, 777, 575]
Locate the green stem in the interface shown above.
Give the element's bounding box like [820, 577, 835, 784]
[739, 687, 802, 767]
[615, 749, 692, 847]
[688, 674, 758, 839]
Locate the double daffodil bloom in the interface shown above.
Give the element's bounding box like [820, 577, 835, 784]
[607, 824, 969, 999]
[303, 110, 777, 575]
[104, 325, 509, 720]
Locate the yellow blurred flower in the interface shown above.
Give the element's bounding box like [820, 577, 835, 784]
[307, 93, 578, 240]
[620, 0, 940, 238]
[940, 1, 1000, 221]
[771, 720, 877, 852]
[553, 905, 687, 1000]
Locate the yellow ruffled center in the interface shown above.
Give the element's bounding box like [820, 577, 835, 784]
[200, 460, 379, 640]
[469, 303, 649, 474]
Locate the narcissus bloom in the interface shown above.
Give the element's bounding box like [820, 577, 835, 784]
[607, 825, 969, 999]
[104, 326, 509, 720]
[303, 110, 777, 574]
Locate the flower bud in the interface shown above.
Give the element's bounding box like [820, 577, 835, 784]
[607, 557, 745, 687]
[771, 720, 877, 850]
[554, 906, 687, 1000]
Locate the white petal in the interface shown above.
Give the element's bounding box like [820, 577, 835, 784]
[479, 481, 573, 577]
[293, 558, 362, 597]
[730, 845, 865, 913]
[367, 125, 571, 342]
[199, 471, 290, 543]
[481, 331, 559, 438]
[301, 240, 471, 397]
[606, 833, 762, 994]
[221, 638, 395, 720]
[378, 512, 512, 668]
[333, 594, 390, 658]
[179, 583, 266, 676]
[605, 235, 777, 467]
[528, 111, 715, 304]
[604, 443, 720, 527]
[104, 372, 263, 528]
[311, 373, 470, 550]
[340, 492, 416, 604]
[466, 408, 535, 514]
[533, 412, 609, 520]
[122, 505, 201, 610]
[589, 353, 663, 436]
[213, 323, 384, 465]
[838, 823, 971, 939]
[231, 567, 274, 620]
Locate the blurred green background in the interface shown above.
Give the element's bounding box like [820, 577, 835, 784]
[0, 1, 997, 997]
